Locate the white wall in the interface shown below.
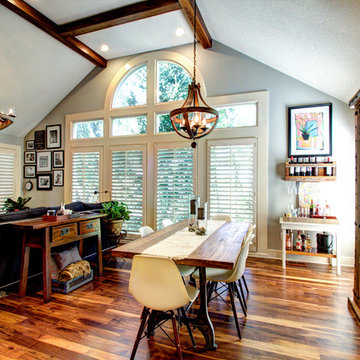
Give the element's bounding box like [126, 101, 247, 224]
[24, 41, 355, 259]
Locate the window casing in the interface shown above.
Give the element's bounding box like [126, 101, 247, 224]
[65, 51, 268, 248]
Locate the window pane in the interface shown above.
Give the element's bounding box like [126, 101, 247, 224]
[156, 147, 194, 229]
[157, 61, 192, 103]
[0, 152, 15, 212]
[72, 152, 100, 203]
[209, 143, 256, 224]
[112, 116, 147, 136]
[156, 113, 175, 133]
[112, 65, 147, 108]
[112, 150, 144, 232]
[216, 103, 257, 128]
[73, 120, 104, 139]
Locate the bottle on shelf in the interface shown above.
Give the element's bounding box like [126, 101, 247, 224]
[326, 157, 333, 176]
[289, 166, 294, 176]
[296, 231, 302, 251]
[305, 234, 312, 252]
[306, 166, 311, 176]
[310, 199, 314, 217]
[300, 166, 306, 176]
[286, 230, 291, 250]
[295, 166, 300, 176]
[290, 156, 294, 164]
[312, 165, 319, 176]
[301, 231, 306, 251]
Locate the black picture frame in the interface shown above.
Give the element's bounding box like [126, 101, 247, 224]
[288, 103, 332, 157]
[46, 124, 61, 149]
[36, 151, 52, 172]
[53, 150, 64, 168]
[24, 151, 36, 164]
[34, 130, 46, 150]
[53, 170, 64, 186]
[24, 165, 36, 178]
[26, 140, 34, 150]
[37, 174, 52, 190]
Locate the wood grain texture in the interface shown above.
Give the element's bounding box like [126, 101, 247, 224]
[59, 0, 181, 37]
[112, 220, 249, 269]
[0, 258, 358, 359]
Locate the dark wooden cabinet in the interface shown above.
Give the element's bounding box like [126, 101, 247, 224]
[349, 94, 360, 324]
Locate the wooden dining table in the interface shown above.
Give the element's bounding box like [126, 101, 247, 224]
[111, 219, 250, 349]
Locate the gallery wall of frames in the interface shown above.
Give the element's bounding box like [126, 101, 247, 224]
[23, 124, 64, 191]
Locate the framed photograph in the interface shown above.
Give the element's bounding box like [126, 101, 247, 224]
[26, 140, 34, 150]
[36, 151, 52, 172]
[24, 165, 36, 178]
[53, 150, 64, 168]
[37, 174, 52, 190]
[34, 130, 46, 150]
[46, 124, 61, 149]
[53, 170, 64, 186]
[288, 103, 332, 157]
[24, 151, 36, 164]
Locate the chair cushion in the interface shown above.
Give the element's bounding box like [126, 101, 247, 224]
[192, 267, 233, 282]
[177, 265, 196, 277]
[185, 285, 199, 302]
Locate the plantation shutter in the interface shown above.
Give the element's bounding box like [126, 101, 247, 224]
[0, 151, 16, 211]
[156, 146, 194, 229]
[72, 151, 100, 203]
[112, 149, 144, 232]
[209, 140, 256, 224]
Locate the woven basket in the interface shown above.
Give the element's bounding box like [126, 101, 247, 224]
[105, 219, 124, 236]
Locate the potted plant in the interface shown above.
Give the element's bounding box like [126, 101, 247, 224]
[299, 123, 316, 141]
[101, 201, 130, 236]
[2, 196, 31, 213]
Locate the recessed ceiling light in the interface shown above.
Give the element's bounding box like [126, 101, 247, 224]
[100, 44, 109, 52]
[175, 27, 185, 37]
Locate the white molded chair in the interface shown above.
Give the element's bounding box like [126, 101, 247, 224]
[193, 224, 256, 340]
[211, 214, 232, 222]
[129, 255, 199, 360]
[139, 226, 154, 237]
[162, 219, 174, 227]
[139, 225, 196, 278]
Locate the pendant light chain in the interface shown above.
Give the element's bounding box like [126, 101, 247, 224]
[193, 0, 197, 83]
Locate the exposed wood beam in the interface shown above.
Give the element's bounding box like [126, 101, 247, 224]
[178, 0, 212, 49]
[0, 0, 107, 68]
[59, 0, 181, 37]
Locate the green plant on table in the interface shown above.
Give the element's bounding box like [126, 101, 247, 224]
[101, 201, 131, 221]
[3, 196, 31, 213]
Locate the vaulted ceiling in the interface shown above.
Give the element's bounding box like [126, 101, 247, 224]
[0, 0, 359, 137]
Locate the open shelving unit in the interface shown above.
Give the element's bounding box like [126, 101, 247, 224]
[284, 162, 336, 181]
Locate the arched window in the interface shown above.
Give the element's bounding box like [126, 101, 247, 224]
[112, 64, 147, 108]
[157, 61, 192, 103]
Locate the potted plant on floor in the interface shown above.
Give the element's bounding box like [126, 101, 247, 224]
[101, 201, 130, 236]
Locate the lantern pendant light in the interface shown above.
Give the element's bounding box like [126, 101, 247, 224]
[170, 0, 218, 148]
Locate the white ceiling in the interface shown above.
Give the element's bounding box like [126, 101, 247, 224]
[1, 0, 359, 137]
[198, 0, 360, 103]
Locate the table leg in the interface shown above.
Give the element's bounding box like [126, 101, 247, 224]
[19, 231, 29, 298]
[336, 232, 341, 275]
[196, 267, 217, 350]
[282, 228, 286, 270]
[42, 228, 51, 303]
[97, 225, 103, 276]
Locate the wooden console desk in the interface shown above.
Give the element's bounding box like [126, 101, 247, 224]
[11, 213, 106, 302]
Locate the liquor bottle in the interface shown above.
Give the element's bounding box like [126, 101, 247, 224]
[306, 166, 311, 176]
[301, 231, 306, 251]
[305, 234, 312, 252]
[310, 200, 314, 217]
[295, 166, 300, 176]
[286, 230, 291, 250]
[298, 157, 303, 164]
[326, 157, 332, 176]
[300, 166, 306, 176]
[289, 166, 294, 176]
[296, 231, 302, 251]
[312, 165, 319, 176]
[290, 156, 294, 164]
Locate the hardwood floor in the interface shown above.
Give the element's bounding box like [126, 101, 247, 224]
[0, 257, 359, 359]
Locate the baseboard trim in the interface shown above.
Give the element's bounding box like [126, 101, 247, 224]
[249, 249, 354, 267]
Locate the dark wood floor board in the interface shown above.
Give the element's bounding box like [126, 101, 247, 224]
[0, 258, 359, 359]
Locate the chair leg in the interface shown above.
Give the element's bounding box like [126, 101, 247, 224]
[180, 307, 196, 348]
[171, 311, 183, 360]
[228, 283, 242, 340]
[130, 307, 150, 360]
[233, 282, 247, 316]
[237, 280, 247, 310]
[207, 281, 216, 305]
[242, 274, 249, 294]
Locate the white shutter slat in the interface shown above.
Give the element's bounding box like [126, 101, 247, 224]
[72, 152, 100, 203]
[0, 152, 15, 211]
[209, 143, 256, 225]
[156, 147, 193, 230]
[112, 150, 144, 233]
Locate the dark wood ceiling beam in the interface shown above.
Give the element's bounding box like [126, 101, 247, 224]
[0, 0, 107, 68]
[178, 0, 212, 49]
[59, 0, 181, 37]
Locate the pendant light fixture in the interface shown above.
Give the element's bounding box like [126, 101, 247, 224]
[0, 106, 16, 130]
[170, 0, 218, 148]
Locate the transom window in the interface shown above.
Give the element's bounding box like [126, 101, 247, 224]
[112, 64, 147, 108]
[73, 119, 104, 139]
[112, 116, 147, 136]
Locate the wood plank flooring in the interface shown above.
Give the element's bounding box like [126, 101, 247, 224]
[0, 257, 359, 359]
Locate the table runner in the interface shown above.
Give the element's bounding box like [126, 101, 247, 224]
[142, 220, 225, 260]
